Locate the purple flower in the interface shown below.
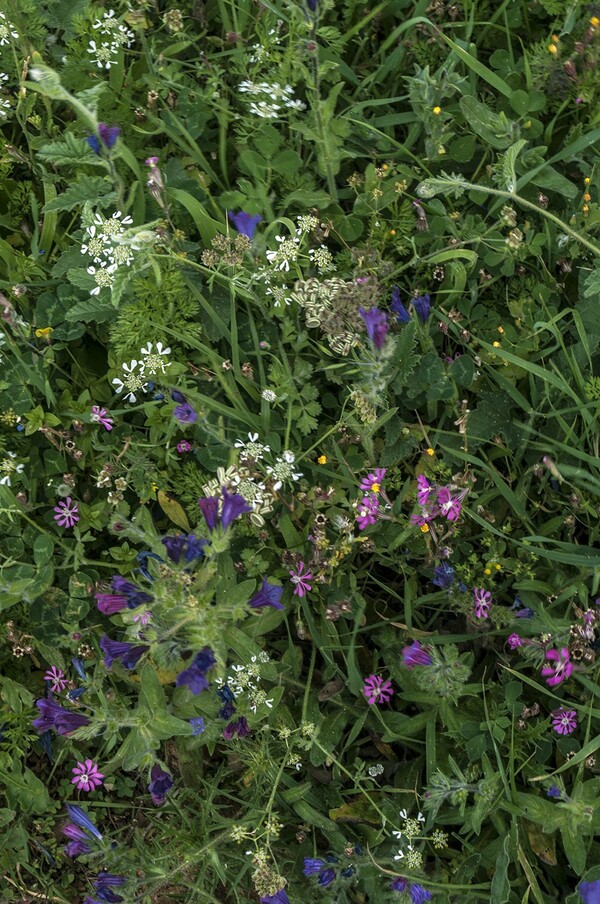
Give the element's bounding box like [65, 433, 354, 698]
[260, 892, 290, 904]
[551, 707, 577, 735]
[473, 587, 492, 619]
[289, 562, 313, 597]
[176, 647, 216, 694]
[402, 641, 433, 668]
[356, 495, 380, 530]
[95, 575, 153, 614]
[547, 785, 562, 799]
[359, 306, 389, 349]
[303, 859, 336, 886]
[436, 486, 462, 521]
[99, 635, 148, 670]
[53, 497, 79, 528]
[64, 804, 103, 841]
[390, 879, 431, 902]
[44, 666, 68, 692]
[221, 486, 252, 529]
[173, 402, 198, 424]
[249, 578, 284, 610]
[198, 496, 219, 531]
[72, 759, 104, 791]
[223, 716, 250, 738]
[228, 210, 262, 239]
[33, 698, 90, 735]
[363, 674, 394, 705]
[432, 562, 454, 589]
[412, 293, 431, 322]
[63, 822, 93, 858]
[579, 880, 600, 904]
[417, 475, 433, 505]
[162, 533, 207, 564]
[148, 764, 173, 806]
[86, 124, 120, 155]
[359, 468, 386, 493]
[507, 633, 522, 649]
[177, 440, 192, 453]
[190, 717, 206, 736]
[541, 648, 573, 687]
[93, 873, 126, 903]
[90, 405, 114, 431]
[391, 286, 411, 324]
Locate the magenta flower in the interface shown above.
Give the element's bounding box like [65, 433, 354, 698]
[417, 475, 433, 505]
[507, 633, 522, 650]
[551, 707, 577, 735]
[360, 468, 386, 493]
[177, 440, 192, 453]
[363, 674, 394, 705]
[473, 587, 491, 619]
[90, 405, 114, 431]
[44, 666, 68, 693]
[402, 641, 433, 668]
[53, 497, 79, 528]
[356, 495, 380, 530]
[71, 759, 104, 791]
[541, 648, 573, 687]
[436, 487, 462, 521]
[289, 562, 313, 596]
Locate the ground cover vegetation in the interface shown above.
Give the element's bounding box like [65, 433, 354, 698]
[2, 0, 600, 901]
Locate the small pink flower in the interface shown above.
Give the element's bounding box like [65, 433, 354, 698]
[474, 587, 491, 619]
[90, 405, 114, 431]
[289, 562, 313, 597]
[132, 610, 152, 626]
[436, 487, 462, 521]
[356, 495, 380, 530]
[541, 648, 573, 687]
[360, 468, 386, 493]
[44, 666, 68, 692]
[551, 707, 577, 735]
[417, 474, 433, 506]
[177, 440, 192, 453]
[363, 674, 394, 705]
[53, 497, 79, 528]
[71, 759, 104, 791]
[507, 633, 522, 650]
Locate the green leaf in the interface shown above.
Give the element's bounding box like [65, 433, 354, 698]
[65, 296, 117, 323]
[459, 96, 519, 149]
[0, 764, 51, 814]
[169, 188, 223, 245]
[139, 663, 167, 712]
[33, 535, 55, 566]
[42, 176, 116, 213]
[502, 139, 528, 193]
[37, 131, 103, 167]
[490, 834, 511, 903]
[440, 35, 513, 98]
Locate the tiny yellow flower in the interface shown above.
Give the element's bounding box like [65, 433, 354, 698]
[495, 563, 501, 570]
[426, 448, 435, 456]
[432, 105, 442, 115]
[585, 177, 591, 185]
[484, 568, 491, 575]
[497, 326, 504, 334]
[382, 163, 389, 171]
[583, 204, 590, 214]
[317, 454, 327, 465]
[371, 482, 381, 494]
[420, 523, 429, 533]
[35, 326, 54, 339]
[548, 43, 558, 54]
[151, 482, 160, 492]
[584, 193, 592, 202]
[389, 229, 397, 236]
[493, 341, 501, 348]
[591, 16, 600, 27]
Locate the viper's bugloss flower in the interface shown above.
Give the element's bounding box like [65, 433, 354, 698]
[190, 717, 206, 736]
[402, 640, 433, 668]
[359, 306, 389, 349]
[65, 804, 103, 840]
[176, 647, 216, 694]
[391, 286, 411, 323]
[33, 698, 90, 735]
[148, 764, 173, 806]
[541, 648, 573, 687]
[198, 496, 219, 531]
[93, 873, 126, 903]
[551, 707, 577, 735]
[228, 210, 262, 239]
[432, 562, 455, 589]
[412, 293, 431, 322]
[303, 858, 337, 887]
[363, 674, 394, 705]
[289, 562, 313, 597]
[223, 716, 250, 738]
[86, 123, 120, 154]
[391, 878, 432, 902]
[249, 578, 284, 610]
[260, 890, 290, 904]
[199, 487, 251, 532]
[95, 575, 153, 614]
[547, 785, 562, 799]
[162, 533, 207, 564]
[173, 402, 198, 424]
[99, 635, 148, 670]
[579, 879, 600, 904]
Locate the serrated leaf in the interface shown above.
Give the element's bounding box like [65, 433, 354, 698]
[42, 176, 116, 213]
[65, 296, 117, 323]
[37, 132, 103, 167]
[391, 319, 419, 393]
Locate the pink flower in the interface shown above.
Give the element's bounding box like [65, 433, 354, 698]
[356, 495, 380, 530]
[411, 506, 439, 527]
[289, 562, 313, 597]
[541, 648, 573, 687]
[90, 405, 114, 431]
[53, 497, 79, 528]
[474, 587, 491, 619]
[507, 633, 522, 650]
[363, 675, 394, 705]
[417, 475, 433, 505]
[551, 707, 577, 735]
[177, 440, 192, 453]
[360, 468, 386, 493]
[436, 487, 462, 521]
[71, 759, 104, 791]
[44, 666, 68, 692]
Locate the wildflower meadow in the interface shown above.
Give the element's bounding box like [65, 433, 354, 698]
[3, 1, 600, 902]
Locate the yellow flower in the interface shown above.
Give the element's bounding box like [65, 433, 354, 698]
[495, 563, 501, 570]
[497, 326, 504, 334]
[584, 193, 592, 202]
[585, 177, 591, 185]
[382, 163, 389, 171]
[420, 523, 429, 533]
[493, 341, 501, 348]
[35, 326, 54, 339]
[583, 204, 590, 214]
[548, 43, 558, 54]
[371, 482, 381, 493]
[591, 16, 600, 27]
[432, 106, 442, 115]
[317, 454, 327, 465]
[484, 568, 491, 575]
[426, 448, 435, 456]
[389, 229, 397, 236]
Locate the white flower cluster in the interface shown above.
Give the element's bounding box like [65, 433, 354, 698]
[82, 211, 135, 296]
[0, 71, 10, 118]
[112, 343, 171, 402]
[265, 450, 303, 491]
[247, 26, 282, 64]
[392, 808, 426, 866]
[266, 235, 300, 272]
[238, 81, 306, 119]
[215, 653, 273, 713]
[0, 13, 18, 47]
[234, 432, 271, 462]
[0, 451, 24, 486]
[88, 8, 134, 69]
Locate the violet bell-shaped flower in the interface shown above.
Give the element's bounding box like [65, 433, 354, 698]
[99, 635, 149, 670]
[148, 764, 173, 806]
[248, 578, 284, 610]
[228, 210, 262, 239]
[359, 306, 389, 349]
[390, 286, 411, 324]
[33, 698, 90, 736]
[176, 647, 216, 695]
